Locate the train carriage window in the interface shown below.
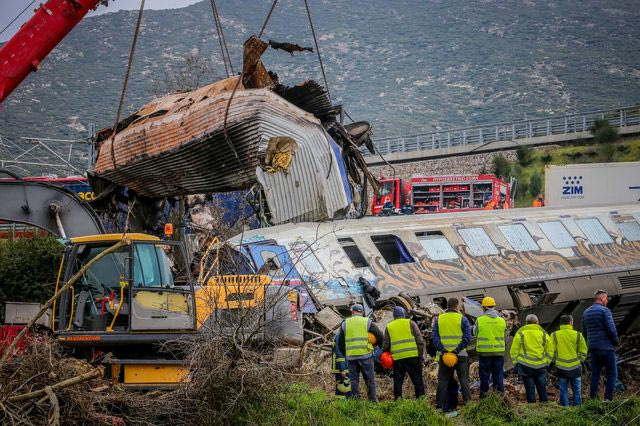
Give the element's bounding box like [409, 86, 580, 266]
[499, 224, 539, 252]
[575, 218, 613, 244]
[617, 221, 640, 241]
[458, 228, 499, 257]
[370, 235, 415, 264]
[338, 238, 369, 268]
[415, 231, 458, 261]
[539, 221, 577, 249]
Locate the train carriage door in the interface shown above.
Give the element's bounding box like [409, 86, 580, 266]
[246, 242, 315, 313]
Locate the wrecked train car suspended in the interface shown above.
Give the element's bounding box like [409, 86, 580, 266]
[90, 36, 377, 225]
[92, 78, 352, 224]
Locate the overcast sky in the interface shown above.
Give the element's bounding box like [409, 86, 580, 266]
[0, 0, 201, 42]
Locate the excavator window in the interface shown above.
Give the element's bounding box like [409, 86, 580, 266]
[65, 244, 131, 332]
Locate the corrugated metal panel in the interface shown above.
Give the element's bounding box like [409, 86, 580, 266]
[256, 119, 349, 223]
[93, 82, 350, 224]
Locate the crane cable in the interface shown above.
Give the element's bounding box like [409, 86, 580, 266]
[303, 0, 331, 101]
[258, 0, 279, 38]
[220, 0, 280, 165]
[109, 0, 145, 170]
[209, 0, 234, 77]
[0, 0, 37, 37]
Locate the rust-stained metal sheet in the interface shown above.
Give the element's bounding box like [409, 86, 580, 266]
[92, 77, 352, 224]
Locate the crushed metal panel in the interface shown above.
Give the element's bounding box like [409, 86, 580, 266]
[255, 121, 351, 224]
[94, 89, 331, 197]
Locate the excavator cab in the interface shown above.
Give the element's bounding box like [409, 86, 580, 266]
[55, 234, 196, 348]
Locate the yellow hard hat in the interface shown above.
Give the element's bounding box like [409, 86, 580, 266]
[337, 377, 351, 394]
[481, 296, 496, 308]
[368, 332, 377, 345]
[442, 352, 458, 368]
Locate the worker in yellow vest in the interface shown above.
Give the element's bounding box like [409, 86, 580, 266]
[336, 304, 383, 402]
[432, 297, 472, 410]
[551, 315, 587, 406]
[510, 314, 555, 403]
[473, 296, 506, 398]
[382, 306, 425, 399]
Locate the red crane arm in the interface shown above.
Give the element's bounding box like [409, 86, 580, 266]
[0, 0, 101, 104]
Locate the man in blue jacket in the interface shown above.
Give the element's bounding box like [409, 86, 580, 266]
[582, 289, 619, 400]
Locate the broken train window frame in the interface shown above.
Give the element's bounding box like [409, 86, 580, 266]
[538, 220, 577, 249]
[498, 223, 540, 252]
[575, 218, 614, 245]
[415, 231, 458, 261]
[370, 234, 415, 265]
[615, 219, 640, 242]
[457, 227, 499, 257]
[338, 237, 369, 268]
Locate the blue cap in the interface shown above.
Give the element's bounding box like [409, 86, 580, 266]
[393, 306, 407, 319]
[351, 303, 364, 313]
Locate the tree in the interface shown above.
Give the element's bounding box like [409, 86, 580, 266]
[590, 118, 619, 144]
[492, 154, 511, 179]
[530, 171, 543, 198]
[516, 145, 534, 167]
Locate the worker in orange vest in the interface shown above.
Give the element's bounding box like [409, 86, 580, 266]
[483, 194, 496, 210]
[532, 194, 545, 207]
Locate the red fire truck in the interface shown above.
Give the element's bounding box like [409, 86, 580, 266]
[371, 174, 514, 215]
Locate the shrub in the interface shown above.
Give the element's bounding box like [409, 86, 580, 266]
[529, 171, 543, 198]
[590, 118, 619, 144]
[515, 145, 534, 167]
[0, 236, 64, 306]
[541, 153, 553, 164]
[492, 154, 511, 179]
[599, 144, 617, 162]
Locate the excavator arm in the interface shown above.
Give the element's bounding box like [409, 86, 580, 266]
[0, 0, 103, 104]
[0, 169, 104, 237]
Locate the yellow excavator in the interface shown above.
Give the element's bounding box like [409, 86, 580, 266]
[1, 174, 303, 388]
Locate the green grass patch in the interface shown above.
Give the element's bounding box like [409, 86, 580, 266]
[239, 387, 640, 426]
[458, 395, 640, 426]
[238, 384, 450, 425]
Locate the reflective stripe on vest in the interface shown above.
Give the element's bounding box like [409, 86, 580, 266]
[476, 315, 506, 354]
[516, 327, 551, 368]
[331, 342, 347, 373]
[387, 318, 419, 360]
[438, 312, 464, 352]
[345, 316, 372, 358]
[552, 327, 584, 371]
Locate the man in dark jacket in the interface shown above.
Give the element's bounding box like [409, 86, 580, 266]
[336, 304, 384, 402]
[432, 297, 472, 410]
[582, 289, 619, 400]
[382, 306, 425, 399]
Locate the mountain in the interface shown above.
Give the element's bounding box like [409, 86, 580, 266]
[1, 0, 639, 172]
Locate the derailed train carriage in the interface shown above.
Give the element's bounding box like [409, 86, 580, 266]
[225, 203, 640, 336]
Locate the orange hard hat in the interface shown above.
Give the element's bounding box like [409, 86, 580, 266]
[381, 351, 394, 369]
[368, 332, 377, 345]
[442, 352, 458, 368]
